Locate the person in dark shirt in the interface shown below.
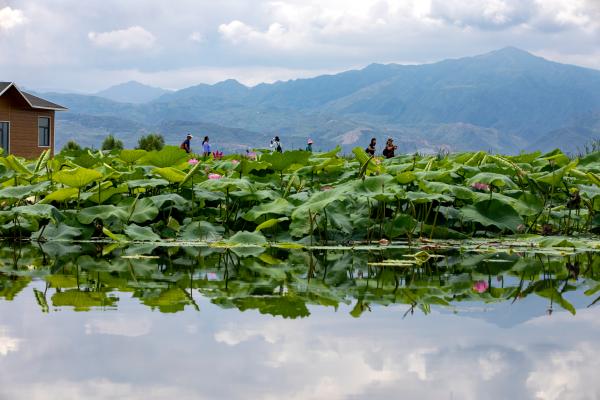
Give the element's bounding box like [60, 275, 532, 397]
[180, 134, 193, 153]
[365, 138, 376, 156]
[382, 138, 397, 159]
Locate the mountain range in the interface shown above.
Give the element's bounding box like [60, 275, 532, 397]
[37, 47, 600, 154]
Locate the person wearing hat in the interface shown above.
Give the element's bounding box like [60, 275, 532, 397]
[181, 134, 193, 154]
[202, 136, 211, 157]
[306, 138, 314, 152]
[382, 138, 397, 159]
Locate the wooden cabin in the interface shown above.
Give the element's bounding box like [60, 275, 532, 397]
[0, 82, 67, 159]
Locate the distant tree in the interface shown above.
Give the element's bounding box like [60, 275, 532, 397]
[62, 140, 82, 152]
[137, 133, 165, 151]
[102, 134, 124, 151]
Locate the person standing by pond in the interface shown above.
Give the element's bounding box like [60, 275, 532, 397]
[270, 136, 283, 153]
[306, 138, 313, 152]
[365, 137, 376, 156]
[382, 138, 398, 159]
[180, 134, 193, 153]
[202, 136, 211, 158]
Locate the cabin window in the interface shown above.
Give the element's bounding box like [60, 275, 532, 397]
[0, 122, 9, 155]
[38, 117, 50, 147]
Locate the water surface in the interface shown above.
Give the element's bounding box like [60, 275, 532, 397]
[1, 243, 599, 399]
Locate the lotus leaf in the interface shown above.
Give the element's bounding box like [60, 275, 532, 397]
[460, 199, 523, 232]
[141, 146, 189, 168]
[124, 224, 161, 242]
[54, 168, 103, 189]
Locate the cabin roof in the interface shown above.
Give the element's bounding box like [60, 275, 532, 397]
[0, 82, 67, 111]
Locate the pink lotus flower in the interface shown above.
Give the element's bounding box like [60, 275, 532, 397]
[471, 182, 490, 191]
[473, 280, 489, 293]
[246, 152, 257, 160]
[232, 159, 240, 165]
[212, 151, 223, 160]
[208, 173, 222, 180]
[206, 272, 218, 281]
[188, 158, 199, 165]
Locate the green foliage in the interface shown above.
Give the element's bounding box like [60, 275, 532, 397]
[137, 133, 165, 151]
[101, 134, 124, 151]
[62, 140, 82, 152]
[0, 144, 596, 244]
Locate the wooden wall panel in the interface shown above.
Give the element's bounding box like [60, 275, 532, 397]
[0, 88, 56, 159]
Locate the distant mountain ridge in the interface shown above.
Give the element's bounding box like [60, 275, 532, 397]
[39, 47, 600, 153]
[96, 81, 172, 104]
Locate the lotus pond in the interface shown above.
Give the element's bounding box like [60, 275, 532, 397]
[0, 145, 599, 243]
[1, 147, 600, 399]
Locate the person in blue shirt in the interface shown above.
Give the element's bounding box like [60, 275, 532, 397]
[181, 134, 193, 153]
[202, 136, 211, 157]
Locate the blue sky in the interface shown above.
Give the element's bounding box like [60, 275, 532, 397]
[1, 0, 599, 92]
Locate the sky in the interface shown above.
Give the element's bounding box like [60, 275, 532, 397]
[0, 0, 599, 92]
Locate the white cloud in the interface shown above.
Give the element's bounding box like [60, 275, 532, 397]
[188, 31, 203, 43]
[2, 0, 600, 91]
[526, 343, 600, 400]
[84, 316, 151, 337]
[0, 6, 26, 31]
[0, 378, 205, 400]
[0, 328, 20, 356]
[88, 26, 156, 51]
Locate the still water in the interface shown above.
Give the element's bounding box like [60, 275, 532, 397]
[0, 242, 599, 400]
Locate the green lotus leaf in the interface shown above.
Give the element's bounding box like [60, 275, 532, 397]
[396, 171, 417, 185]
[2, 155, 32, 176]
[138, 287, 192, 313]
[141, 146, 189, 168]
[32, 223, 82, 241]
[179, 160, 203, 186]
[119, 149, 147, 164]
[260, 150, 310, 172]
[233, 159, 268, 177]
[385, 214, 417, 238]
[77, 205, 129, 224]
[460, 199, 523, 232]
[243, 198, 294, 221]
[52, 289, 118, 311]
[153, 167, 186, 183]
[232, 295, 310, 319]
[148, 194, 189, 211]
[11, 204, 63, 223]
[352, 147, 381, 175]
[127, 178, 170, 190]
[180, 220, 224, 241]
[86, 184, 128, 204]
[226, 230, 267, 246]
[0, 181, 50, 200]
[41, 187, 79, 203]
[533, 160, 578, 186]
[198, 177, 253, 193]
[124, 224, 161, 242]
[255, 217, 289, 232]
[405, 191, 453, 204]
[579, 184, 600, 200]
[466, 172, 517, 189]
[54, 167, 103, 189]
[121, 197, 160, 224]
[33, 149, 52, 174]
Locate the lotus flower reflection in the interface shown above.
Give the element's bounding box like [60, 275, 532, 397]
[473, 280, 489, 293]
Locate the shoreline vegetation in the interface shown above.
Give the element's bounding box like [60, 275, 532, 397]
[0, 144, 599, 249]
